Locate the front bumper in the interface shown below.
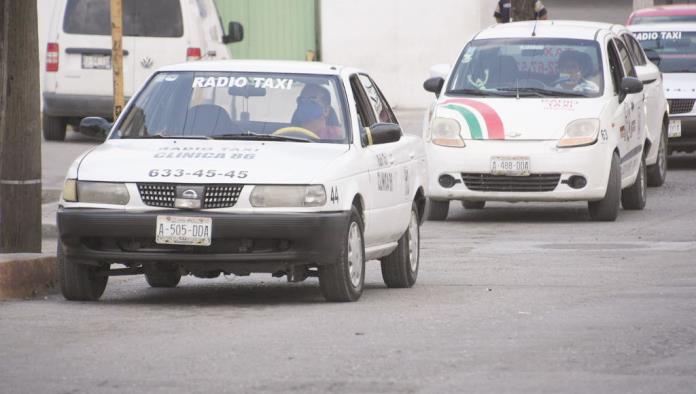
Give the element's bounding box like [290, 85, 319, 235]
[58, 208, 350, 267]
[43, 92, 130, 119]
[427, 140, 612, 202]
[668, 115, 696, 153]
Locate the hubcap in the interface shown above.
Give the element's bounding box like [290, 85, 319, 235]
[408, 211, 419, 272]
[347, 222, 363, 288]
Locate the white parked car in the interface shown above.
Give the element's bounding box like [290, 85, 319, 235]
[57, 61, 427, 302]
[630, 23, 696, 155]
[423, 21, 649, 222]
[43, 0, 243, 141]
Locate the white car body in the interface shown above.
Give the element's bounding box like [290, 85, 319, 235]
[424, 21, 649, 220]
[43, 0, 241, 140]
[629, 23, 696, 153]
[57, 60, 427, 302]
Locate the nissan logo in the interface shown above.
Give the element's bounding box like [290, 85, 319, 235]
[182, 189, 199, 199]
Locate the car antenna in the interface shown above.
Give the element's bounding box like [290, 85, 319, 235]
[516, 78, 520, 100]
[532, 20, 538, 37]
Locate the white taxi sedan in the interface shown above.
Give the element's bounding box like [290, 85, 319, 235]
[423, 21, 649, 222]
[58, 61, 427, 302]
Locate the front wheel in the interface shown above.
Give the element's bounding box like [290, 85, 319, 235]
[380, 202, 420, 288]
[622, 153, 647, 210]
[319, 207, 365, 302]
[427, 199, 449, 221]
[647, 125, 668, 187]
[588, 152, 621, 222]
[58, 244, 108, 301]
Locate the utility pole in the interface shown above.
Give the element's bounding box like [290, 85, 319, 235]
[111, 0, 124, 120]
[511, 0, 536, 22]
[0, 0, 42, 252]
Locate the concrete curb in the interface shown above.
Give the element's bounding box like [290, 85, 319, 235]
[0, 254, 58, 300]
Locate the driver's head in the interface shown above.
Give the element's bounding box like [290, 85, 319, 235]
[558, 50, 589, 82]
[293, 84, 331, 125]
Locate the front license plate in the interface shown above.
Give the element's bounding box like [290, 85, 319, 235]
[490, 156, 531, 176]
[82, 54, 111, 70]
[156, 216, 212, 246]
[668, 120, 682, 138]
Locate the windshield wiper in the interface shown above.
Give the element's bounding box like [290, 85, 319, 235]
[211, 132, 310, 143]
[120, 133, 212, 140]
[446, 88, 514, 97]
[498, 87, 588, 98]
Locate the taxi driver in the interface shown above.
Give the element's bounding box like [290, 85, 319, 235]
[292, 84, 343, 140]
[555, 50, 600, 94]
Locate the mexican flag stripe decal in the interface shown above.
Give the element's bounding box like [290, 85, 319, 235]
[442, 98, 505, 140]
[444, 105, 483, 140]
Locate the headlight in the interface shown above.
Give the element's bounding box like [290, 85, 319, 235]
[431, 117, 465, 147]
[558, 119, 600, 148]
[250, 185, 327, 208]
[63, 179, 77, 202]
[76, 181, 130, 205]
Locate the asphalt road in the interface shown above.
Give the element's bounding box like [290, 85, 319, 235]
[2, 112, 696, 393]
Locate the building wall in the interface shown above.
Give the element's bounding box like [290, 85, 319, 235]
[320, 0, 490, 109]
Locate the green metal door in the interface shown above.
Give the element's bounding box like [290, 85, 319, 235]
[215, 0, 318, 60]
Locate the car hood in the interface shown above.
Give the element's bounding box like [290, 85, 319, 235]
[434, 96, 605, 141]
[76, 139, 351, 184]
[663, 73, 696, 99]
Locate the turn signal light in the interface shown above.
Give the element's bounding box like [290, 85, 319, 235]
[46, 43, 59, 72]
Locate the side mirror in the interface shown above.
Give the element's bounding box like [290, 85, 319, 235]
[79, 117, 112, 137]
[366, 123, 402, 145]
[223, 21, 244, 44]
[621, 77, 644, 95]
[635, 63, 660, 84]
[424, 77, 445, 97]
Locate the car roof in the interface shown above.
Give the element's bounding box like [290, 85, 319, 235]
[631, 5, 696, 17]
[476, 20, 611, 41]
[157, 60, 351, 76]
[628, 22, 696, 32]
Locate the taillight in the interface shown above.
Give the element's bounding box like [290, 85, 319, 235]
[46, 42, 59, 72]
[186, 47, 202, 62]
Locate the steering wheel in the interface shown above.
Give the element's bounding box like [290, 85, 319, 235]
[273, 127, 320, 140]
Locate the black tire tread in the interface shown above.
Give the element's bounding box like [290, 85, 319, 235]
[319, 207, 364, 302]
[588, 153, 621, 222]
[380, 203, 419, 288]
[43, 114, 67, 141]
[58, 244, 107, 301]
[427, 199, 449, 221]
[622, 154, 647, 210]
[647, 127, 668, 187]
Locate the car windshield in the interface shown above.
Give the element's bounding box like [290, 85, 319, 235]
[447, 38, 604, 98]
[112, 72, 350, 143]
[634, 31, 696, 73]
[632, 15, 696, 25]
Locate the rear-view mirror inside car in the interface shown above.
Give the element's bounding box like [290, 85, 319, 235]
[228, 85, 267, 97]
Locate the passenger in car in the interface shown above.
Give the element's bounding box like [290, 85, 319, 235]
[292, 84, 343, 140]
[554, 50, 600, 93]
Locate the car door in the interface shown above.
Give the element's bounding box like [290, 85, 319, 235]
[612, 37, 645, 184]
[623, 33, 662, 147]
[350, 74, 400, 246]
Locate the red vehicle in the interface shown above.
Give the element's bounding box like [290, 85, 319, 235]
[628, 5, 696, 25]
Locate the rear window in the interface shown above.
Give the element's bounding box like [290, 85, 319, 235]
[63, 0, 184, 38]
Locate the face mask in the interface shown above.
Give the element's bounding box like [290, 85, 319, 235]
[294, 100, 325, 124]
[560, 71, 581, 81]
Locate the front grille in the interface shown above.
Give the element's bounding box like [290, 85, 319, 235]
[137, 184, 244, 209]
[668, 99, 695, 115]
[461, 173, 561, 192]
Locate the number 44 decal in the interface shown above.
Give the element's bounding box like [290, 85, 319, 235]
[330, 186, 339, 204]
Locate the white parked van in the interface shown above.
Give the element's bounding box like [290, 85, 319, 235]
[42, 0, 243, 141]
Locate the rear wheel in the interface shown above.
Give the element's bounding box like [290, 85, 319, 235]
[622, 153, 647, 210]
[427, 199, 449, 221]
[319, 207, 365, 302]
[647, 125, 668, 187]
[462, 201, 486, 210]
[145, 265, 182, 288]
[380, 202, 420, 288]
[58, 244, 108, 301]
[42, 114, 67, 141]
[588, 152, 621, 222]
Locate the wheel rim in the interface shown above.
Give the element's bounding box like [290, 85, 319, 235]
[347, 222, 363, 288]
[408, 211, 419, 272]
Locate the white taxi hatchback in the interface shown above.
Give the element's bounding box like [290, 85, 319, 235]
[423, 21, 649, 222]
[57, 60, 427, 302]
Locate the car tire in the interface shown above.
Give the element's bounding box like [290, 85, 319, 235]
[462, 201, 486, 210]
[588, 152, 621, 222]
[145, 265, 182, 288]
[380, 202, 420, 288]
[58, 244, 108, 301]
[647, 125, 668, 187]
[42, 114, 67, 141]
[319, 206, 365, 302]
[621, 152, 647, 211]
[427, 199, 449, 221]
